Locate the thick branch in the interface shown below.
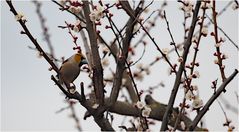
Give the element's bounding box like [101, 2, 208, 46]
[160, 1, 201, 130]
[109, 1, 141, 106]
[188, 69, 238, 130]
[103, 95, 205, 131]
[82, 1, 105, 105]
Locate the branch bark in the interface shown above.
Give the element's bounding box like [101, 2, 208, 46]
[188, 69, 238, 130]
[109, 1, 141, 106]
[106, 95, 206, 131]
[82, 1, 105, 105]
[160, 1, 201, 130]
[6, 0, 59, 74]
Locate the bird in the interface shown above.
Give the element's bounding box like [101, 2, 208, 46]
[58, 52, 88, 89]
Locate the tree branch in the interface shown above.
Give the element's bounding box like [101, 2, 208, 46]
[160, 1, 201, 130]
[109, 1, 141, 106]
[82, 1, 105, 105]
[6, 0, 59, 74]
[188, 69, 238, 130]
[103, 95, 205, 131]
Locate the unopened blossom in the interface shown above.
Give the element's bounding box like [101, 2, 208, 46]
[194, 71, 200, 78]
[162, 48, 169, 55]
[144, 65, 150, 75]
[134, 72, 144, 81]
[69, 88, 76, 94]
[136, 63, 143, 69]
[142, 106, 152, 117]
[232, 2, 239, 10]
[73, 20, 85, 32]
[102, 59, 109, 67]
[222, 53, 228, 59]
[121, 78, 127, 86]
[192, 97, 203, 109]
[192, 85, 198, 90]
[15, 13, 26, 21]
[220, 37, 226, 42]
[167, 67, 173, 75]
[193, 43, 198, 49]
[214, 59, 219, 64]
[201, 26, 208, 36]
[92, 103, 99, 109]
[201, 2, 211, 9]
[178, 44, 184, 51]
[180, 121, 186, 130]
[215, 42, 222, 47]
[60, 0, 66, 6]
[136, 101, 145, 109]
[178, 56, 183, 63]
[192, 36, 198, 43]
[133, 24, 140, 34]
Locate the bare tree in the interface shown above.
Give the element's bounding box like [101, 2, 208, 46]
[5, 0, 238, 131]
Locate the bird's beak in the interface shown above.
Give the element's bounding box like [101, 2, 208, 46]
[80, 58, 88, 66]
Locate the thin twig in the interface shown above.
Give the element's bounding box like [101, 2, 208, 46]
[160, 1, 201, 130]
[212, 1, 227, 82]
[205, 13, 238, 50]
[188, 69, 238, 130]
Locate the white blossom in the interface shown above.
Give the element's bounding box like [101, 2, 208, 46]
[181, 0, 194, 17]
[142, 106, 152, 117]
[89, 12, 97, 22]
[185, 90, 194, 100]
[89, 4, 105, 22]
[192, 97, 203, 109]
[69, 6, 82, 14]
[136, 101, 145, 109]
[60, 0, 67, 6]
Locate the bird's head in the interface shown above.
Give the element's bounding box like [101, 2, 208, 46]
[74, 53, 88, 66]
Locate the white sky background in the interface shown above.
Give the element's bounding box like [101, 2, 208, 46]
[1, 0, 238, 131]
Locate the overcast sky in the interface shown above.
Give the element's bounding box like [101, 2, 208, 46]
[1, 0, 238, 131]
